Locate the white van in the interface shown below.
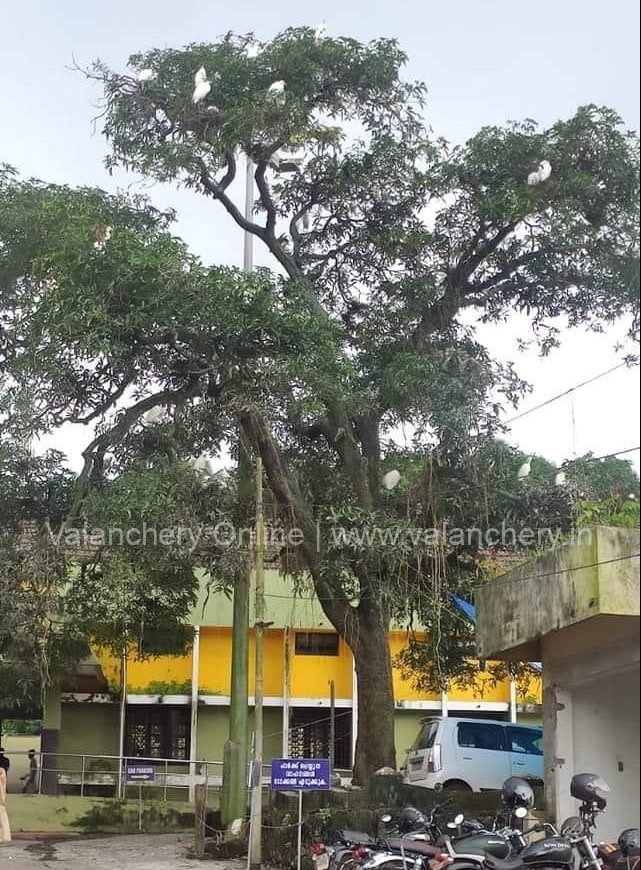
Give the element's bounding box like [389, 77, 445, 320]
[402, 716, 544, 792]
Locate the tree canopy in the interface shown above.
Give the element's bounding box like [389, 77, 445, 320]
[1, 26, 639, 778]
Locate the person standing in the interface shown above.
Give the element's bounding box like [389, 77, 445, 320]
[0, 766, 11, 844]
[0, 748, 9, 774]
[21, 750, 38, 794]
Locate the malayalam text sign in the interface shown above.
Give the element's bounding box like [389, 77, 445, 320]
[270, 758, 331, 791]
[126, 764, 156, 783]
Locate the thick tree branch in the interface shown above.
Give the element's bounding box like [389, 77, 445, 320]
[198, 160, 267, 243]
[239, 406, 354, 633]
[70, 379, 206, 519]
[254, 162, 278, 236]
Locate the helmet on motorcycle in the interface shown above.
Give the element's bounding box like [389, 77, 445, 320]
[618, 829, 640, 857]
[570, 774, 610, 810]
[398, 807, 429, 834]
[501, 777, 535, 810]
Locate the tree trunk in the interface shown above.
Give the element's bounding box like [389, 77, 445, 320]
[349, 599, 397, 785]
[240, 409, 398, 785]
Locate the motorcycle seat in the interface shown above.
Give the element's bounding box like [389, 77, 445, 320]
[386, 839, 440, 857]
[484, 857, 524, 870]
[334, 830, 377, 846]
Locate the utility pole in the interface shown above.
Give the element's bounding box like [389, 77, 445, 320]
[222, 156, 254, 824]
[329, 680, 336, 778]
[117, 646, 128, 799]
[249, 456, 266, 870]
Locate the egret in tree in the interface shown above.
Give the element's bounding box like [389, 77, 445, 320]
[528, 160, 552, 186]
[382, 469, 401, 490]
[517, 457, 533, 481]
[555, 470, 567, 486]
[192, 67, 211, 104]
[137, 68, 156, 82]
[93, 225, 112, 251]
[267, 80, 286, 103]
[245, 41, 263, 59]
[143, 406, 168, 425]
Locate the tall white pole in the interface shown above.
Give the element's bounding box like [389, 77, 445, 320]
[509, 679, 518, 723]
[244, 157, 254, 272]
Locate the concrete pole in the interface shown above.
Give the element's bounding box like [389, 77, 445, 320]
[329, 681, 336, 776]
[189, 625, 201, 802]
[441, 690, 449, 717]
[282, 628, 291, 758]
[351, 655, 358, 768]
[117, 647, 128, 799]
[249, 456, 266, 870]
[243, 158, 254, 272]
[509, 679, 518, 723]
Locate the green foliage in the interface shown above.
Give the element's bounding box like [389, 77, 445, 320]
[0, 719, 42, 735]
[564, 453, 641, 501]
[576, 495, 640, 528]
[1, 27, 639, 775]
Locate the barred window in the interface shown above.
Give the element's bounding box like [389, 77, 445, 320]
[125, 706, 190, 760]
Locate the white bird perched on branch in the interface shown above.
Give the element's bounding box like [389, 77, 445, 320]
[527, 160, 552, 187]
[192, 66, 211, 104]
[267, 80, 286, 102]
[383, 469, 401, 491]
[555, 471, 567, 487]
[315, 20, 328, 41]
[143, 406, 169, 426]
[245, 41, 263, 59]
[517, 457, 533, 480]
[137, 68, 156, 83]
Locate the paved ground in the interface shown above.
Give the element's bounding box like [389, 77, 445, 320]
[0, 833, 242, 869]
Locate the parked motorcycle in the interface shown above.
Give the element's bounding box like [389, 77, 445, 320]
[358, 779, 538, 870]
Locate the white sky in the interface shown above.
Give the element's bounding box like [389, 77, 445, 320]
[2, 0, 639, 472]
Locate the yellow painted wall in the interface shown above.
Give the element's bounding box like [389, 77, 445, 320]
[288, 632, 353, 699]
[99, 647, 192, 691]
[197, 627, 285, 697]
[94, 629, 542, 705]
[248, 629, 285, 697]
[199, 628, 233, 694]
[449, 670, 511, 703]
[390, 631, 440, 702]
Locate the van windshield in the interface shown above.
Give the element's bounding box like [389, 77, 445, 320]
[410, 720, 438, 751]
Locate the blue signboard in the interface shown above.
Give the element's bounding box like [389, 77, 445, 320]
[270, 758, 331, 791]
[126, 764, 156, 783]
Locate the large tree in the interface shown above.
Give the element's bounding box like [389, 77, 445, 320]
[2, 27, 639, 781]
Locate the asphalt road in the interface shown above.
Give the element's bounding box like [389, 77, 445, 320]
[0, 833, 242, 869]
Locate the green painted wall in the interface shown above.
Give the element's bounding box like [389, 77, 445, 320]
[196, 706, 229, 761]
[195, 706, 282, 764]
[394, 711, 425, 768]
[59, 704, 120, 768]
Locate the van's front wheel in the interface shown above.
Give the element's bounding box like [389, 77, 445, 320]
[442, 779, 472, 792]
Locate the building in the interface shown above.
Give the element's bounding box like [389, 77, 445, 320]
[43, 571, 541, 787]
[476, 526, 640, 840]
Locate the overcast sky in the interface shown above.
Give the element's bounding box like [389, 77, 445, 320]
[1, 0, 639, 472]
